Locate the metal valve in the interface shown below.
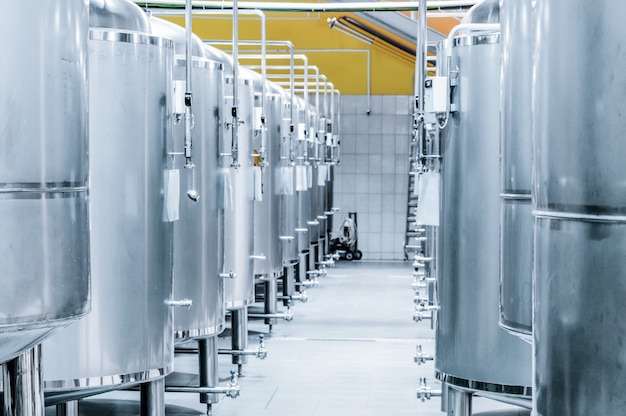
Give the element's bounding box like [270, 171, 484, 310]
[416, 378, 441, 401]
[220, 270, 237, 279]
[414, 296, 429, 306]
[164, 299, 193, 309]
[255, 335, 268, 360]
[414, 345, 434, 365]
[225, 370, 240, 399]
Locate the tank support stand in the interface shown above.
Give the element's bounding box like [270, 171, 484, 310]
[3, 346, 44, 416]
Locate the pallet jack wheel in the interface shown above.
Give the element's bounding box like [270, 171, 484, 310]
[355, 250, 363, 260]
[345, 251, 354, 261]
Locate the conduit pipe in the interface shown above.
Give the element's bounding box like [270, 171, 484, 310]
[137, 1, 481, 12]
[445, 23, 500, 56]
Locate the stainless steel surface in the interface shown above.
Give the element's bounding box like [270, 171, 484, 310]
[498, 0, 533, 339]
[230, 309, 249, 367]
[3, 346, 44, 416]
[0, 0, 91, 365]
[198, 337, 220, 405]
[533, 1, 626, 414]
[223, 73, 255, 310]
[90, 0, 148, 31]
[150, 18, 226, 342]
[252, 79, 283, 280]
[43, 4, 174, 394]
[140, 378, 165, 416]
[447, 388, 471, 416]
[55, 401, 78, 416]
[436, 5, 531, 394]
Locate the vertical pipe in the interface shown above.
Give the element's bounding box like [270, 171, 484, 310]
[184, 0, 194, 166]
[140, 379, 165, 416]
[231, 0, 240, 168]
[2, 346, 44, 416]
[416, 0, 427, 163]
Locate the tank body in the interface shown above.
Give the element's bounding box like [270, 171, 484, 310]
[436, 0, 531, 397]
[150, 17, 225, 341]
[0, 0, 91, 365]
[533, 1, 626, 414]
[43, 0, 174, 392]
[221, 71, 255, 310]
[251, 74, 283, 280]
[499, 0, 533, 339]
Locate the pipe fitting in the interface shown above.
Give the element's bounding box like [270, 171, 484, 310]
[414, 345, 434, 365]
[164, 298, 193, 309]
[416, 378, 442, 402]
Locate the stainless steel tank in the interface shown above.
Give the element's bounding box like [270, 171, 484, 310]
[149, 17, 225, 343]
[307, 107, 321, 272]
[250, 73, 283, 282]
[277, 88, 299, 303]
[222, 71, 255, 311]
[436, 0, 531, 410]
[533, 1, 626, 414]
[0, 0, 91, 366]
[499, 0, 533, 340]
[43, 0, 174, 399]
[295, 97, 313, 284]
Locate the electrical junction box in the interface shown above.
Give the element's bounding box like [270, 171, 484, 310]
[424, 77, 448, 114]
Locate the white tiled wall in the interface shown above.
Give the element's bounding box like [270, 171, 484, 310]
[333, 95, 411, 260]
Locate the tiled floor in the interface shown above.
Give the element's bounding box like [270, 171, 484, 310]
[45, 261, 530, 416]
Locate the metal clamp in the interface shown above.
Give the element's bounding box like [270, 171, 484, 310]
[317, 215, 327, 220]
[295, 228, 308, 233]
[416, 378, 442, 401]
[164, 299, 193, 309]
[307, 220, 319, 226]
[250, 254, 267, 260]
[414, 345, 434, 365]
[220, 270, 237, 279]
[279, 235, 295, 241]
[324, 211, 335, 216]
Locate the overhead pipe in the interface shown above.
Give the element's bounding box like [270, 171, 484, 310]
[137, 1, 481, 12]
[445, 23, 501, 56]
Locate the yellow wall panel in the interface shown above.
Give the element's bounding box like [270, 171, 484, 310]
[165, 11, 416, 95]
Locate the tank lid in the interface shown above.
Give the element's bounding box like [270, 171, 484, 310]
[149, 17, 205, 57]
[89, 0, 150, 33]
[204, 45, 235, 73]
[461, 0, 500, 24]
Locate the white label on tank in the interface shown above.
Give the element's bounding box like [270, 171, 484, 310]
[173, 80, 186, 116]
[297, 123, 306, 141]
[163, 169, 180, 222]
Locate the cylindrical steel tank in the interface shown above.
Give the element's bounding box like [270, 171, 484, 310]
[222, 71, 255, 311]
[308, 107, 321, 270]
[251, 72, 283, 282]
[0, 0, 91, 365]
[499, 0, 533, 340]
[149, 17, 225, 343]
[533, 1, 626, 414]
[43, 0, 174, 397]
[436, 0, 531, 407]
[295, 97, 313, 283]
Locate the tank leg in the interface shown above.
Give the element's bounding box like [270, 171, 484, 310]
[140, 378, 165, 416]
[264, 278, 278, 328]
[282, 265, 294, 306]
[55, 401, 78, 416]
[296, 251, 308, 284]
[231, 308, 249, 372]
[309, 244, 318, 271]
[2, 346, 44, 416]
[440, 383, 449, 413]
[447, 388, 472, 416]
[198, 337, 220, 406]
